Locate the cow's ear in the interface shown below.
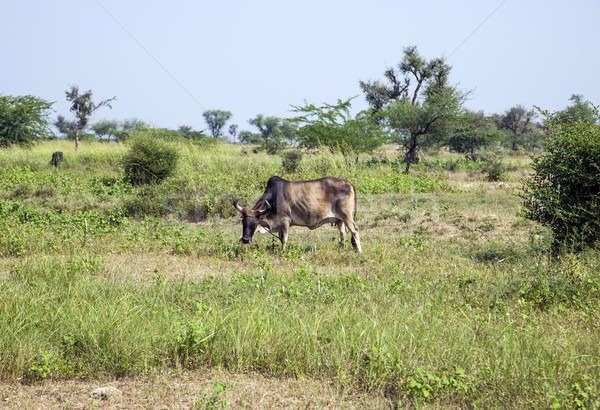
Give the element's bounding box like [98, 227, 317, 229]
[258, 200, 271, 215]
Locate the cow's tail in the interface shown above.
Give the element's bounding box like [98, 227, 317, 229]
[352, 183, 358, 223]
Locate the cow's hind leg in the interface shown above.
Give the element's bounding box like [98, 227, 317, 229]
[341, 217, 361, 253]
[349, 222, 362, 253]
[337, 220, 347, 249]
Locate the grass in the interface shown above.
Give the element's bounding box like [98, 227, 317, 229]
[0, 139, 599, 407]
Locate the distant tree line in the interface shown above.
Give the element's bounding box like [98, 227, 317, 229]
[1, 54, 597, 169]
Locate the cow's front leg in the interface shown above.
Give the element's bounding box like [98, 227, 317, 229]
[278, 220, 289, 250]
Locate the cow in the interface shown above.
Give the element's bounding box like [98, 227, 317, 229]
[50, 151, 63, 167]
[233, 176, 362, 253]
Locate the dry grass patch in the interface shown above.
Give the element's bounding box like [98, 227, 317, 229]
[0, 368, 391, 409]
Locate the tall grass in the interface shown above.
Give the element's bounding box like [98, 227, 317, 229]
[1, 248, 599, 407]
[0, 141, 599, 407]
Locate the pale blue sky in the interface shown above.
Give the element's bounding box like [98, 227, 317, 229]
[2, 0, 599, 134]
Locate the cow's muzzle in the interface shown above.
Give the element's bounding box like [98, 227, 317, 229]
[241, 237, 252, 244]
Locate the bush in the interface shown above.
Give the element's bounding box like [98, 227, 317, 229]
[481, 153, 506, 182]
[521, 106, 600, 251]
[281, 149, 303, 173]
[122, 134, 179, 185]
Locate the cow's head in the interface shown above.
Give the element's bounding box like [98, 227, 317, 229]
[233, 198, 271, 244]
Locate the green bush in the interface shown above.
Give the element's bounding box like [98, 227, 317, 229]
[481, 154, 506, 182]
[122, 134, 179, 185]
[521, 106, 600, 251]
[281, 149, 303, 173]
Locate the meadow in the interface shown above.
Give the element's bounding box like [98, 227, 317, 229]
[0, 140, 599, 408]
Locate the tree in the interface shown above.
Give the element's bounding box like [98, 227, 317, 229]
[494, 105, 541, 151]
[65, 85, 116, 151]
[521, 105, 600, 251]
[239, 130, 261, 144]
[0, 95, 54, 147]
[228, 124, 239, 143]
[446, 110, 502, 153]
[385, 87, 465, 172]
[178, 125, 193, 134]
[556, 94, 598, 124]
[248, 115, 296, 154]
[360, 46, 466, 172]
[113, 119, 148, 142]
[202, 110, 232, 139]
[290, 98, 387, 166]
[92, 120, 119, 141]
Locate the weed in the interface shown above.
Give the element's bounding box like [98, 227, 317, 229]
[193, 381, 230, 409]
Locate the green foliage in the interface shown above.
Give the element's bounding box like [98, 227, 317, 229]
[239, 130, 260, 144]
[481, 153, 507, 182]
[248, 114, 296, 154]
[557, 94, 598, 124]
[446, 110, 502, 153]
[291, 98, 387, 165]
[122, 133, 179, 185]
[494, 105, 544, 151]
[361, 46, 466, 172]
[2, 140, 600, 407]
[193, 381, 230, 409]
[91, 119, 119, 141]
[0, 95, 55, 147]
[64, 85, 116, 150]
[202, 109, 232, 139]
[280, 149, 303, 173]
[522, 106, 600, 251]
[112, 118, 149, 142]
[384, 87, 466, 171]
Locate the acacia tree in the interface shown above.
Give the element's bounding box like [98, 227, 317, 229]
[248, 115, 296, 154]
[65, 85, 115, 151]
[202, 109, 232, 139]
[494, 105, 538, 151]
[290, 98, 387, 166]
[54, 115, 78, 139]
[361, 46, 466, 172]
[228, 124, 239, 143]
[446, 110, 502, 154]
[0, 95, 54, 147]
[92, 120, 119, 141]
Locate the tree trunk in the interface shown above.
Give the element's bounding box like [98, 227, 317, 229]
[404, 134, 419, 173]
[75, 129, 80, 152]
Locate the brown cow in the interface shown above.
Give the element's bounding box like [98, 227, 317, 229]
[233, 176, 361, 252]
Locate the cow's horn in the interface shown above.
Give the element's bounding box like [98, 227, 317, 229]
[233, 198, 244, 213]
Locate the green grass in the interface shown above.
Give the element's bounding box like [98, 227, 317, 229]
[0, 139, 599, 408]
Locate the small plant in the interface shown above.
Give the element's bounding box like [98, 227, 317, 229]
[481, 153, 506, 182]
[193, 381, 229, 409]
[28, 353, 57, 381]
[122, 133, 179, 185]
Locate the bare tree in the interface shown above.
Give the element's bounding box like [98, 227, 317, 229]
[65, 85, 116, 151]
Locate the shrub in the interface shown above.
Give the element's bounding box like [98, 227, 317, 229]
[122, 134, 179, 185]
[281, 149, 303, 173]
[481, 153, 506, 182]
[521, 106, 600, 251]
